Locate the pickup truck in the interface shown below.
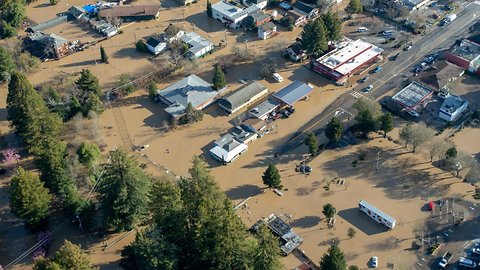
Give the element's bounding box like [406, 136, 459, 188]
[438, 251, 453, 268]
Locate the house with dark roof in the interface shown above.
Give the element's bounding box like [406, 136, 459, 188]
[241, 118, 268, 133]
[417, 61, 465, 92]
[68, 6, 87, 20]
[272, 81, 313, 106]
[98, 5, 160, 21]
[284, 42, 306, 61]
[24, 32, 69, 60]
[293, 1, 318, 19]
[258, 21, 276, 40]
[284, 10, 307, 27]
[468, 33, 480, 46]
[218, 81, 268, 114]
[146, 37, 166, 55]
[156, 74, 221, 118]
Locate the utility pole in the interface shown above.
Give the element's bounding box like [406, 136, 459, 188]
[244, 39, 248, 51]
[224, 30, 228, 46]
[376, 151, 381, 170]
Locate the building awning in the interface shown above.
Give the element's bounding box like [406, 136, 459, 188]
[272, 81, 313, 106]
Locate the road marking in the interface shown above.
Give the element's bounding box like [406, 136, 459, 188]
[347, 90, 374, 101]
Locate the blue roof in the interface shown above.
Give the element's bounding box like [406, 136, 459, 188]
[83, 5, 96, 13]
[272, 81, 313, 106]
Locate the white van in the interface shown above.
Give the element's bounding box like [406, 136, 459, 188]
[273, 73, 283, 82]
[382, 30, 393, 36]
[458, 257, 476, 268]
[357, 27, 368, 32]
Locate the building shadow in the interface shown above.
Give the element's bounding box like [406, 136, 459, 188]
[337, 208, 389, 236]
[225, 184, 262, 200]
[290, 215, 321, 229]
[186, 13, 225, 34]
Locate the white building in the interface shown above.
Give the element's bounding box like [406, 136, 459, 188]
[358, 200, 396, 229]
[258, 22, 276, 40]
[146, 37, 167, 55]
[211, 1, 259, 29]
[210, 134, 248, 164]
[181, 32, 214, 59]
[438, 94, 468, 122]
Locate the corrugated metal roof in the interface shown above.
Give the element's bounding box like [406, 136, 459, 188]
[272, 81, 313, 106]
[218, 81, 268, 111]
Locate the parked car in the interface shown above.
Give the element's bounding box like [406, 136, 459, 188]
[286, 106, 295, 114]
[357, 27, 368, 32]
[404, 45, 412, 51]
[412, 66, 422, 74]
[472, 247, 480, 255]
[428, 201, 434, 211]
[429, 1, 437, 7]
[371, 256, 378, 268]
[238, 79, 247, 84]
[282, 110, 291, 118]
[360, 76, 369, 83]
[362, 84, 373, 93]
[406, 110, 419, 117]
[372, 66, 382, 73]
[273, 73, 283, 82]
[391, 52, 400, 61]
[382, 30, 393, 36]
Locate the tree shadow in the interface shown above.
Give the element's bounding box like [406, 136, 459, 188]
[112, 47, 149, 60]
[225, 184, 262, 200]
[290, 215, 321, 228]
[337, 208, 389, 236]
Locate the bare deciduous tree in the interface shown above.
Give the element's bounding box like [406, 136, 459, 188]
[399, 123, 434, 152]
[427, 137, 451, 162]
[451, 151, 474, 178]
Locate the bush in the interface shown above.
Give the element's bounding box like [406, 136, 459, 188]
[0, 21, 16, 39]
[135, 40, 149, 53]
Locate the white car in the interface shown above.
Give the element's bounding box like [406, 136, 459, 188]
[362, 85, 373, 93]
[273, 73, 283, 82]
[472, 247, 480, 255]
[371, 256, 378, 268]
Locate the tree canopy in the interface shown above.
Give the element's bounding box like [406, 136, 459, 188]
[262, 164, 282, 189]
[347, 0, 363, 13]
[301, 18, 328, 56]
[212, 64, 227, 90]
[305, 132, 319, 155]
[325, 117, 343, 143]
[99, 148, 152, 231]
[72, 69, 103, 118]
[34, 240, 98, 270]
[100, 46, 109, 64]
[378, 112, 393, 138]
[355, 109, 377, 137]
[322, 203, 336, 220]
[0, 0, 26, 29]
[77, 141, 101, 169]
[121, 156, 281, 270]
[0, 46, 15, 81]
[321, 12, 342, 42]
[319, 245, 347, 270]
[9, 167, 52, 228]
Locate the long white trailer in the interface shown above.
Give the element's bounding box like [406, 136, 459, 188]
[358, 200, 396, 229]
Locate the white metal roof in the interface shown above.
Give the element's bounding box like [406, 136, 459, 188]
[210, 140, 248, 163]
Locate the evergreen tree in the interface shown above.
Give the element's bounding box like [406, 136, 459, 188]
[305, 132, 319, 156]
[252, 224, 282, 270]
[378, 112, 393, 138]
[75, 69, 101, 97]
[34, 240, 98, 270]
[321, 11, 342, 42]
[135, 40, 149, 53]
[73, 69, 103, 117]
[1, 0, 26, 28]
[99, 148, 152, 231]
[301, 18, 328, 57]
[0, 46, 15, 82]
[122, 156, 278, 269]
[322, 203, 336, 220]
[355, 109, 377, 137]
[207, 0, 213, 18]
[319, 245, 347, 270]
[9, 167, 52, 228]
[446, 147, 457, 159]
[147, 81, 157, 99]
[76, 141, 101, 169]
[262, 164, 282, 189]
[347, 227, 356, 238]
[348, 0, 363, 13]
[212, 64, 227, 90]
[100, 46, 109, 64]
[325, 117, 343, 143]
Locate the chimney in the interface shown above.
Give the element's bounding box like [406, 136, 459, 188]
[144, 8, 146, 13]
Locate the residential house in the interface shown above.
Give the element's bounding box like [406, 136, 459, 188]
[210, 133, 248, 164]
[417, 61, 465, 92]
[163, 24, 185, 43]
[68, 6, 87, 20]
[211, 1, 260, 29]
[146, 37, 167, 55]
[24, 32, 69, 60]
[241, 118, 268, 133]
[218, 81, 268, 114]
[244, 11, 270, 29]
[445, 38, 480, 75]
[438, 94, 468, 122]
[258, 21, 276, 40]
[284, 11, 306, 27]
[293, 1, 318, 19]
[98, 5, 161, 21]
[231, 126, 258, 144]
[246, 0, 268, 9]
[156, 74, 220, 119]
[180, 32, 214, 59]
[284, 42, 306, 61]
[176, 0, 196, 5]
[403, 0, 430, 11]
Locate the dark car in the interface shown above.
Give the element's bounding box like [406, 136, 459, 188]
[286, 106, 295, 114]
[360, 76, 369, 83]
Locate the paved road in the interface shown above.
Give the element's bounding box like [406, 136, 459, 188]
[277, 2, 480, 155]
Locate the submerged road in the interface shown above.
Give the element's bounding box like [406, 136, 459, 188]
[277, 2, 480, 155]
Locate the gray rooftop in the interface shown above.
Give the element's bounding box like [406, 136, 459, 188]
[450, 39, 480, 61]
[181, 32, 213, 55]
[440, 94, 468, 115]
[249, 98, 280, 119]
[214, 133, 242, 151]
[272, 81, 313, 106]
[259, 21, 276, 31]
[250, 11, 270, 22]
[392, 81, 433, 110]
[157, 74, 217, 117]
[218, 81, 268, 111]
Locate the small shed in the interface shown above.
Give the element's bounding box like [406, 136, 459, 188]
[272, 81, 313, 106]
[146, 37, 166, 55]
